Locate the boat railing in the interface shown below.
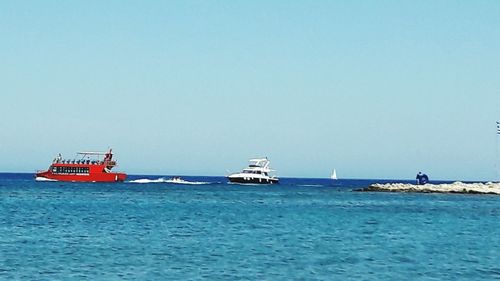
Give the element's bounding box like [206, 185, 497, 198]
[52, 159, 117, 166]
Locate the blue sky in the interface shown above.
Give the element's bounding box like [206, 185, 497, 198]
[1, 1, 499, 180]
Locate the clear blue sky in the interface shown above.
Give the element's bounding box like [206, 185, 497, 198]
[1, 1, 499, 180]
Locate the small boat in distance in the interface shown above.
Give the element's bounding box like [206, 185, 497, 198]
[331, 169, 338, 180]
[167, 177, 192, 184]
[35, 149, 127, 182]
[228, 158, 279, 184]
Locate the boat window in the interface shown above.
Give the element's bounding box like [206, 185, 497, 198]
[67, 167, 89, 174]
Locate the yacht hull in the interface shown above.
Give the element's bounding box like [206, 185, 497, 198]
[228, 177, 279, 184]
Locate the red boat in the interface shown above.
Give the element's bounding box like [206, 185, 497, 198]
[36, 149, 127, 182]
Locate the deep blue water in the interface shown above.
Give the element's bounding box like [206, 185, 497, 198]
[1, 173, 500, 280]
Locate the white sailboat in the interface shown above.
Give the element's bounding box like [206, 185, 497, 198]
[330, 169, 338, 180]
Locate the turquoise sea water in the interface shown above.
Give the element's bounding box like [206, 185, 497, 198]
[1, 173, 500, 280]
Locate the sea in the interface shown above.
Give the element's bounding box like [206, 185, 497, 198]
[1, 173, 500, 280]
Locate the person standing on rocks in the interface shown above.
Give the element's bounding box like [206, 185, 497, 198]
[416, 172, 429, 185]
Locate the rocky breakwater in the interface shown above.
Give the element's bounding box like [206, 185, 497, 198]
[360, 182, 500, 195]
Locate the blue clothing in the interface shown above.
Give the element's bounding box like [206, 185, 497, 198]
[416, 173, 429, 185]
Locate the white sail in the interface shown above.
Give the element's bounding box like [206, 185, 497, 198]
[331, 169, 337, 180]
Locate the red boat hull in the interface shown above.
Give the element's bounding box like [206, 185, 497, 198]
[36, 163, 127, 182]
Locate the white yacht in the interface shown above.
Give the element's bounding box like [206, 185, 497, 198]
[228, 158, 279, 184]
